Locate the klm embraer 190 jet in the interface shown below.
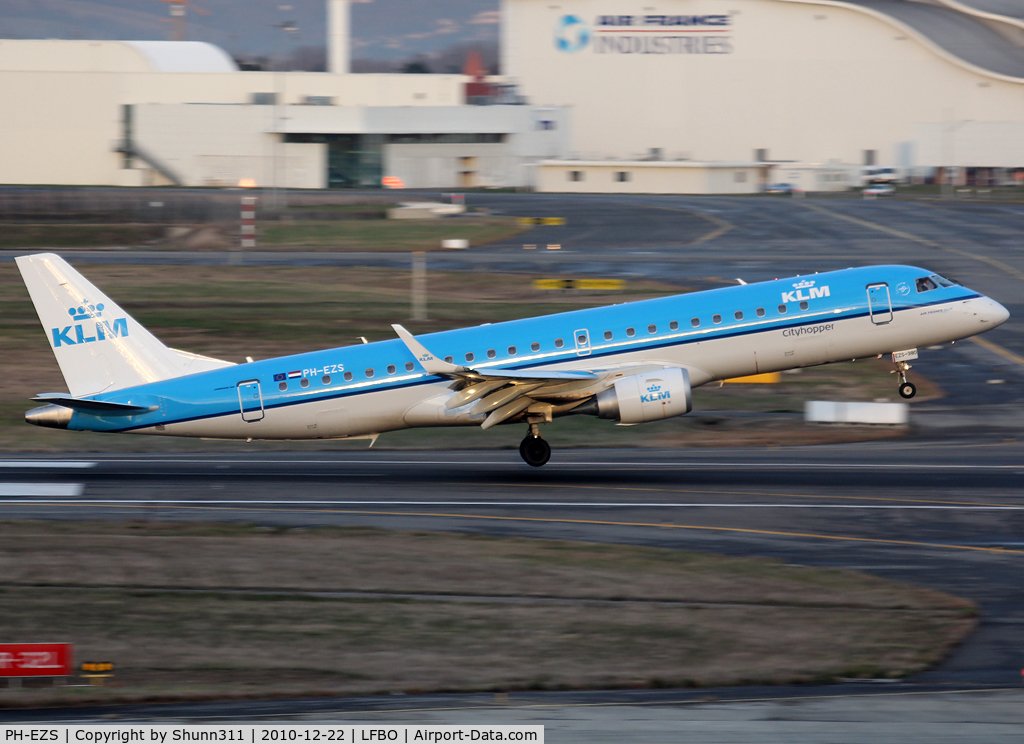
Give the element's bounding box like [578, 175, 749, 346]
[18, 253, 1008, 466]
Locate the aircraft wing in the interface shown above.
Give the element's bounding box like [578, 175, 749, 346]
[393, 325, 604, 430]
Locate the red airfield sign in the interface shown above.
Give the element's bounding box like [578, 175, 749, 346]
[0, 643, 74, 677]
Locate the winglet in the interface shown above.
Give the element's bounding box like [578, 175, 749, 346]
[392, 324, 467, 376]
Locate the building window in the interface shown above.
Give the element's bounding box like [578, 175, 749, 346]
[568, 170, 584, 182]
[755, 148, 768, 162]
[303, 95, 334, 106]
[615, 171, 631, 182]
[251, 92, 277, 105]
[322, 375, 331, 385]
[864, 149, 877, 166]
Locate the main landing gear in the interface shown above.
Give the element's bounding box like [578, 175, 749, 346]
[519, 423, 551, 467]
[894, 360, 917, 399]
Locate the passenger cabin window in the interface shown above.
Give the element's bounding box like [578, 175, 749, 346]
[734, 311, 743, 320]
[387, 365, 396, 375]
[626, 327, 636, 337]
[555, 338, 564, 348]
[405, 362, 414, 372]
[300, 378, 309, 388]
[365, 368, 375, 378]
[487, 349, 496, 359]
[756, 308, 766, 317]
[669, 321, 678, 330]
[604, 331, 613, 340]
[712, 314, 722, 324]
[648, 324, 657, 334]
[916, 276, 939, 293]
[691, 318, 700, 327]
[778, 304, 787, 314]
[465, 352, 475, 362]
[800, 301, 809, 311]
[343, 371, 353, 381]
[444, 356, 453, 364]
[278, 381, 287, 391]
[508, 346, 517, 355]
[531, 342, 540, 352]
[322, 375, 331, 385]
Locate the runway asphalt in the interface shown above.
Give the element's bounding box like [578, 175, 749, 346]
[3, 193, 1024, 730]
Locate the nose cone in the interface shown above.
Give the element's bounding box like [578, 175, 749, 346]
[25, 404, 72, 429]
[981, 297, 1010, 328]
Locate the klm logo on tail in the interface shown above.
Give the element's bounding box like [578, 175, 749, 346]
[51, 302, 128, 348]
[781, 279, 830, 304]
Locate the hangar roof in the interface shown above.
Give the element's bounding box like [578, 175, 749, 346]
[0, 39, 238, 73]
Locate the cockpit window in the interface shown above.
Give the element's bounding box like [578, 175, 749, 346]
[915, 276, 939, 293]
[932, 274, 958, 288]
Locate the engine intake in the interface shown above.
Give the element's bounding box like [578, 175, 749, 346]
[596, 368, 692, 424]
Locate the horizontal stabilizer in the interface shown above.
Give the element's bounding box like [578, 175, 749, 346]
[31, 393, 155, 415]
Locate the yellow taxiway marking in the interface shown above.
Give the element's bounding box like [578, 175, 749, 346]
[611, 198, 734, 246]
[970, 335, 1024, 370]
[800, 201, 1024, 282]
[4, 502, 1023, 556]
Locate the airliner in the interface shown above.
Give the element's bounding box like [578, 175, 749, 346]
[17, 253, 1008, 466]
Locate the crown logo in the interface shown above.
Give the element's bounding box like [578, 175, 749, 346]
[69, 301, 104, 321]
[792, 280, 815, 290]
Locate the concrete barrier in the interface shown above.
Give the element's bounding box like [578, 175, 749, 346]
[805, 400, 908, 425]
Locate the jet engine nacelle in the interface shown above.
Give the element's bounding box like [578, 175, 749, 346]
[595, 368, 692, 424]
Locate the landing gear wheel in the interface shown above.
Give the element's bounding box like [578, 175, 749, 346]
[899, 382, 917, 399]
[519, 435, 551, 467]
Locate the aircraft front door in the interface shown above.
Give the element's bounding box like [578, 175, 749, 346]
[574, 328, 591, 356]
[867, 283, 893, 325]
[237, 380, 264, 422]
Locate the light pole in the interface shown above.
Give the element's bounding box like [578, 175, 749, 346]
[272, 13, 299, 213]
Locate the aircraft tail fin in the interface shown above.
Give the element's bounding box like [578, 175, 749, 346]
[16, 253, 234, 397]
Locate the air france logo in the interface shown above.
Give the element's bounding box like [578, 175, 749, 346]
[896, 282, 911, 296]
[555, 15, 590, 52]
[781, 280, 830, 304]
[51, 301, 128, 348]
[641, 383, 670, 403]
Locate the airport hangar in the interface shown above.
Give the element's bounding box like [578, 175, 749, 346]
[502, 0, 1024, 193]
[3, 0, 1024, 193]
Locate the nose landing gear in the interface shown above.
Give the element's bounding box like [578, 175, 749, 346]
[519, 422, 551, 467]
[893, 360, 916, 399]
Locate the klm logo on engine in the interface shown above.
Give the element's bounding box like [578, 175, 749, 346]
[781, 279, 830, 304]
[51, 302, 128, 348]
[641, 384, 671, 403]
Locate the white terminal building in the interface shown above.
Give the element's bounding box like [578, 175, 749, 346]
[2, 0, 1024, 193]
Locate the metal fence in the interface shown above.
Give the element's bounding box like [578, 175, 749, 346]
[0, 187, 241, 224]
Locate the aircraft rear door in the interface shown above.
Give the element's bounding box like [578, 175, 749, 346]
[574, 328, 591, 356]
[237, 380, 265, 422]
[867, 283, 893, 325]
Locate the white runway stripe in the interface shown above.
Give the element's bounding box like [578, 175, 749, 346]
[1, 498, 1021, 510]
[0, 483, 84, 497]
[0, 461, 95, 468]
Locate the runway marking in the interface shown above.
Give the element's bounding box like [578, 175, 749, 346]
[0, 483, 83, 497]
[799, 200, 1024, 282]
[5, 499, 1024, 511]
[0, 461, 95, 468]
[5, 502, 1024, 556]
[969, 335, 1024, 371]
